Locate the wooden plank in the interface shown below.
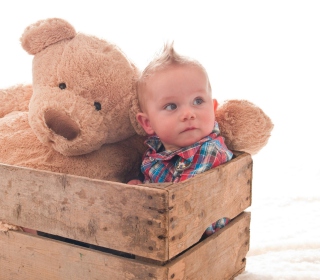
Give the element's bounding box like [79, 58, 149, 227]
[0, 151, 252, 263]
[0, 164, 169, 260]
[166, 212, 251, 280]
[0, 230, 167, 280]
[167, 152, 252, 259]
[0, 212, 250, 280]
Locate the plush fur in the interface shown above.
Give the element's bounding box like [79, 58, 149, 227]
[215, 99, 274, 155]
[0, 18, 146, 183]
[0, 18, 273, 231]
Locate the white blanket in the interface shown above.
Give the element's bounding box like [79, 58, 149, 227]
[236, 156, 320, 279]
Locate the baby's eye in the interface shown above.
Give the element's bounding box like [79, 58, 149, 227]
[193, 98, 204, 105]
[164, 103, 177, 111]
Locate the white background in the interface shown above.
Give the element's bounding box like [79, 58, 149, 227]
[1, 1, 320, 278]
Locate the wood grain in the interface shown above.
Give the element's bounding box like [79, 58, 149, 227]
[0, 212, 250, 280]
[0, 230, 166, 280]
[166, 212, 251, 280]
[0, 164, 169, 260]
[0, 152, 252, 263]
[167, 152, 252, 258]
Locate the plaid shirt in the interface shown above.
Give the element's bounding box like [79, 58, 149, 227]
[141, 122, 233, 183]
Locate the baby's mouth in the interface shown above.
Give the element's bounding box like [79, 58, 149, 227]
[182, 127, 196, 133]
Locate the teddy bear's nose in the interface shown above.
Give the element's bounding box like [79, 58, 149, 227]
[44, 109, 80, 140]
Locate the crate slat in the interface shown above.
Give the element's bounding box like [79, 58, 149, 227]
[0, 230, 166, 280]
[0, 212, 250, 280]
[0, 151, 252, 263]
[167, 152, 252, 258]
[166, 212, 250, 280]
[0, 164, 169, 260]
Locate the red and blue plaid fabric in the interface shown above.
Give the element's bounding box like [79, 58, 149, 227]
[205, 217, 230, 236]
[141, 122, 233, 183]
[141, 122, 232, 236]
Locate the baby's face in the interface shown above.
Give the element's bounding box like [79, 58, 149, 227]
[143, 65, 216, 151]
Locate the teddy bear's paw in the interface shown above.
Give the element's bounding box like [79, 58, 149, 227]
[216, 99, 274, 155]
[0, 84, 33, 118]
[21, 18, 76, 55]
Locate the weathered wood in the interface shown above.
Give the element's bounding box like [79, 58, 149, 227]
[0, 230, 166, 280]
[166, 212, 251, 280]
[0, 164, 169, 260]
[0, 152, 252, 263]
[167, 152, 252, 258]
[0, 212, 250, 280]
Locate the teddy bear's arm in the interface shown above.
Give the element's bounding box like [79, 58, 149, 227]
[0, 84, 33, 118]
[215, 99, 274, 155]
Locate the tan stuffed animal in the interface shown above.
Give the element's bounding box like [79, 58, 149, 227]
[0, 18, 146, 184]
[0, 18, 273, 231]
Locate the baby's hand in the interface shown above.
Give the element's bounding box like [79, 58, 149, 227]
[127, 179, 143, 185]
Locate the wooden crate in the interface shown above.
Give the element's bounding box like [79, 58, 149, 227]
[0, 151, 252, 280]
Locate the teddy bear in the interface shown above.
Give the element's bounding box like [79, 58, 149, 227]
[0, 18, 273, 231]
[0, 18, 147, 184]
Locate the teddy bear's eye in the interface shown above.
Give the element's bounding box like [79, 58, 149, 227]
[59, 83, 67, 90]
[94, 102, 101, 111]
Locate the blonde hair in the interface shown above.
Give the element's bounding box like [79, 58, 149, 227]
[137, 42, 211, 111]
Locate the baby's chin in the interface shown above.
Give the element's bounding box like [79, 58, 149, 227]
[164, 130, 210, 151]
[178, 136, 207, 149]
[185, 130, 208, 141]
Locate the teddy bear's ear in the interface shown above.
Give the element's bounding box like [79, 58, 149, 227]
[129, 94, 147, 136]
[20, 18, 76, 55]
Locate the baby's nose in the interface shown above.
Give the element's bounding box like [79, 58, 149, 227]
[181, 108, 196, 121]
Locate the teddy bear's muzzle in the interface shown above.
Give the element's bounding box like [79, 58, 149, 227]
[44, 109, 80, 141]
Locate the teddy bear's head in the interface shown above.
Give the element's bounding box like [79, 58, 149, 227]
[21, 18, 139, 156]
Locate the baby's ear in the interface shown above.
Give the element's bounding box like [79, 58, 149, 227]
[136, 112, 154, 135]
[213, 99, 218, 112]
[129, 95, 147, 136]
